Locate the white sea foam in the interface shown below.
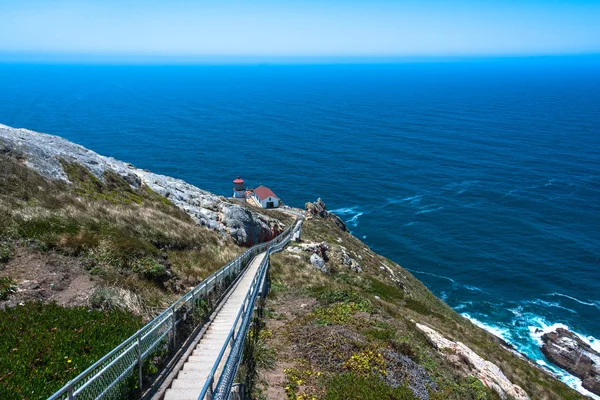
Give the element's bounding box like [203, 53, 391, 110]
[346, 212, 363, 227]
[525, 299, 577, 314]
[385, 195, 422, 206]
[464, 285, 483, 292]
[461, 313, 512, 342]
[330, 206, 363, 227]
[416, 205, 445, 215]
[330, 206, 358, 215]
[406, 268, 456, 283]
[549, 292, 600, 310]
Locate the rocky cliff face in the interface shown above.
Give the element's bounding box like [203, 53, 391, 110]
[0, 126, 284, 246]
[542, 328, 600, 395]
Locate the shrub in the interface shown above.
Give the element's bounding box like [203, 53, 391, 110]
[0, 302, 142, 399]
[367, 277, 404, 301]
[133, 257, 170, 282]
[312, 286, 372, 312]
[0, 241, 12, 264]
[0, 277, 17, 300]
[325, 373, 416, 400]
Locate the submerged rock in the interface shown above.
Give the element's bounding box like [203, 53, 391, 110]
[0, 126, 284, 246]
[542, 328, 600, 395]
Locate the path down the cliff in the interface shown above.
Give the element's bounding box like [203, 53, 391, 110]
[163, 252, 268, 400]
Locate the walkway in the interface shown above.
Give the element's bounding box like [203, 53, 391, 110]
[163, 252, 268, 400]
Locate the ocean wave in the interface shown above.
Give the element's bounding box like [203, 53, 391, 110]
[461, 313, 512, 342]
[346, 212, 363, 227]
[415, 205, 445, 215]
[330, 206, 363, 227]
[330, 206, 359, 215]
[385, 195, 423, 206]
[457, 308, 600, 398]
[549, 293, 600, 310]
[524, 299, 578, 314]
[406, 268, 456, 283]
[464, 285, 484, 293]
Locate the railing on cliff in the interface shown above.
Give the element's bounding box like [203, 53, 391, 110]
[200, 221, 299, 400]
[47, 217, 302, 400]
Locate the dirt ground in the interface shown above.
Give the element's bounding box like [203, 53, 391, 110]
[258, 293, 317, 399]
[0, 246, 95, 309]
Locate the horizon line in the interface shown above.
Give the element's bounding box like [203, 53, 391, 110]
[1, 52, 600, 65]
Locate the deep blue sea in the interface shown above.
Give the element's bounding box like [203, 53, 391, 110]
[1, 58, 599, 396]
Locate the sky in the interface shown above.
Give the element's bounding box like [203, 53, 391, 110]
[1, 0, 599, 62]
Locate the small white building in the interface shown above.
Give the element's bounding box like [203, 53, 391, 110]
[252, 185, 280, 209]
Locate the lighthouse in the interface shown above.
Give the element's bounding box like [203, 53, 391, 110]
[233, 176, 245, 199]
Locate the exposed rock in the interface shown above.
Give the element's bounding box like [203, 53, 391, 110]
[300, 242, 329, 261]
[383, 349, 439, 400]
[305, 198, 348, 232]
[0, 126, 284, 246]
[329, 246, 362, 273]
[542, 328, 600, 395]
[416, 322, 529, 400]
[309, 254, 327, 273]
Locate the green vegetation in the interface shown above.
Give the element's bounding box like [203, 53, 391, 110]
[252, 216, 586, 399]
[0, 154, 242, 310]
[0, 154, 247, 397]
[0, 302, 142, 400]
[325, 373, 415, 400]
[0, 276, 17, 300]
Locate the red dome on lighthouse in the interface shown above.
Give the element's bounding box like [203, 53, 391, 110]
[233, 176, 244, 184]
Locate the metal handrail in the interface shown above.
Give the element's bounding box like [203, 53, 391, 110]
[47, 218, 300, 400]
[199, 219, 303, 400]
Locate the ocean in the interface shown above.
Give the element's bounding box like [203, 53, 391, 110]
[1, 58, 599, 396]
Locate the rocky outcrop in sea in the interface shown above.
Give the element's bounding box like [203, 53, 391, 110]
[0, 125, 284, 246]
[542, 328, 600, 395]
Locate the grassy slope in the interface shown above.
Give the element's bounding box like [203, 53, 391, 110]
[253, 216, 586, 400]
[0, 154, 243, 398]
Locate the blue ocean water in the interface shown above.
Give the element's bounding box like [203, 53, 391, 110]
[1, 58, 599, 395]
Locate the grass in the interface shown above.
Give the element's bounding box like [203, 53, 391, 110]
[0, 154, 243, 310]
[0, 154, 248, 396]
[255, 215, 587, 400]
[0, 302, 142, 400]
[0, 276, 17, 300]
[325, 373, 416, 400]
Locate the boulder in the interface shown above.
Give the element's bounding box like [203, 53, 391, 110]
[542, 328, 600, 395]
[305, 198, 348, 232]
[310, 254, 327, 273]
[329, 246, 362, 273]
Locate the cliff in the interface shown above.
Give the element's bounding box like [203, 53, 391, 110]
[0, 126, 590, 400]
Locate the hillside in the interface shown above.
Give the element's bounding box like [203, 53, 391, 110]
[0, 126, 588, 400]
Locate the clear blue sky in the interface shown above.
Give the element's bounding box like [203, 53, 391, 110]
[1, 0, 599, 61]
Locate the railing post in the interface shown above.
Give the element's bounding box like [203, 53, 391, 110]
[137, 335, 143, 392]
[67, 384, 74, 400]
[207, 375, 214, 400]
[171, 310, 177, 348]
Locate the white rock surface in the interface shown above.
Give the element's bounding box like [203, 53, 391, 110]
[0, 126, 284, 246]
[415, 322, 529, 400]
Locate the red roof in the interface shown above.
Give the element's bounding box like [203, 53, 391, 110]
[233, 176, 244, 184]
[254, 185, 279, 201]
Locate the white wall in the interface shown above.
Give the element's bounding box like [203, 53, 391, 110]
[258, 196, 279, 208]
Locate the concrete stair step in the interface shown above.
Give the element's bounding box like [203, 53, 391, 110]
[164, 388, 203, 400]
[171, 379, 207, 389]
